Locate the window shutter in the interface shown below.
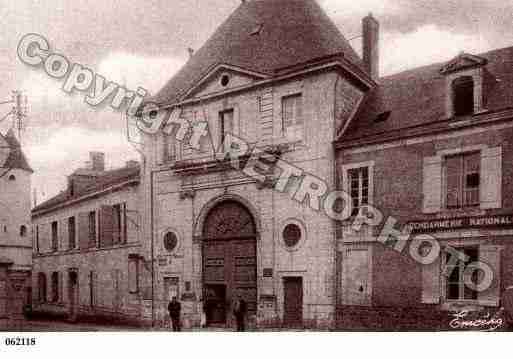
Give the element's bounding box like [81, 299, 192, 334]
[78, 212, 90, 250]
[478, 245, 501, 306]
[480, 146, 502, 209]
[422, 156, 442, 213]
[41, 223, 50, 253]
[113, 206, 120, 245]
[99, 205, 115, 248]
[421, 256, 441, 304]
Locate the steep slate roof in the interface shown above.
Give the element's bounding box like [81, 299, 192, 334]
[1, 129, 33, 172]
[151, 0, 364, 105]
[32, 165, 140, 213]
[340, 46, 513, 145]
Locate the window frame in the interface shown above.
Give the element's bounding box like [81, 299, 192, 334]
[68, 216, 76, 250]
[442, 151, 481, 210]
[281, 93, 304, 142]
[452, 76, 475, 117]
[443, 246, 479, 303]
[51, 221, 58, 252]
[341, 161, 375, 218]
[38, 273, 47, 303]
[219, 108, 235, 151]
[163, 132, 177, 163]
[88, 211, 97, 248]
[51, 271, 59, 303]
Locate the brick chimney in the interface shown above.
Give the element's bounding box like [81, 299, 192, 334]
[362, 13, 379, 80]
[89, 152, 105, 171]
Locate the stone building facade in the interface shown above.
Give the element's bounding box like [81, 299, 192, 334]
[139, 0, 376, 329]
[335, 47, 513, 330]
[31, 153, 145, 324]
[0, 130, 33, 325]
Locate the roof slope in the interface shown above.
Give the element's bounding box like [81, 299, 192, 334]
[1, 129, 33, 172]
[151, 0, 364, 105]
[32, 165, 140, 213]
[341, 46, 513, 144]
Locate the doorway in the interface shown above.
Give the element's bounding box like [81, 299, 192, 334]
[68, 271, 78, 322]
[283, 277, 303, 327]
[201, 200, 257, 326]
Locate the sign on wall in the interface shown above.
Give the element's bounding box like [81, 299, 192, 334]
[407, 214, 513, 233]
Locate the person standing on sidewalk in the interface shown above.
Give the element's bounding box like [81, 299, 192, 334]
[233, 294, 247, 332]
[168, 296, 181, 331]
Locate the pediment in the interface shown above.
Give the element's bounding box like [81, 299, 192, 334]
[184, 64, 268, 100]
[440, 53, 488, 75]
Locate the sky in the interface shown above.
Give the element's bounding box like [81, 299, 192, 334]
[0, 0, 511, 203]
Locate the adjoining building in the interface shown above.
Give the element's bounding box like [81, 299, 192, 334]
[140, 0, 377, 329]
[0, 129, 33, 325]
[335, 46, 513, 329]
[31, 152, 146, 324]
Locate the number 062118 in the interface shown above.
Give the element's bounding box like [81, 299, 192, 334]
[4, 337, 36, 345]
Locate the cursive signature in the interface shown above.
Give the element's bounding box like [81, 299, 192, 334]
[449, 309, 504, 332]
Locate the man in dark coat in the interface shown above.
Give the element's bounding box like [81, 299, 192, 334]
[168, 296, 181, 331]
[233, 294, 247, 332]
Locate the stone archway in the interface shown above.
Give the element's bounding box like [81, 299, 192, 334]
[201, 200, 257, 326]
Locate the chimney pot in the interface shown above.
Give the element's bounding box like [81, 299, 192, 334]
[362, 14, 380, 80]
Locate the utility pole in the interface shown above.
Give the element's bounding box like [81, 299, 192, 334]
[0, 90, 28, 141]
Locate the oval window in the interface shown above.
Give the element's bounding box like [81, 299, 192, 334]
[220, 74, 230, 87]
[283, 223, 302, 248]
[164, 232, 178, 252]
[8, 175, 16, 181]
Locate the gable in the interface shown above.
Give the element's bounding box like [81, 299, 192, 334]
[184, 65, 267, 99]
[440, 53, 488, 75]
[149, 0, 365, 106]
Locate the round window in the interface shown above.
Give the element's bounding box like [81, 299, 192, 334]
[283, 223, 302, 248]
[164, 232, 178, 252]
[220, 74, 230, 87]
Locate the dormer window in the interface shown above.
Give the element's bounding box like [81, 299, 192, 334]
[452, 76, 474, 116]
[440, 52, 488, 119]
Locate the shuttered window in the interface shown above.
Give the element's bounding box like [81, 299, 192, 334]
[282, 94, 303, 142]
[423, 146, 502, 213]
[422, 245, 502, 306]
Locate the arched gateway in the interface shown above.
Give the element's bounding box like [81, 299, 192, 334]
[201, 200, 257, 325]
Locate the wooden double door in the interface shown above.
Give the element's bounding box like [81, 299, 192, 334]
[202, 201, 257, 326]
